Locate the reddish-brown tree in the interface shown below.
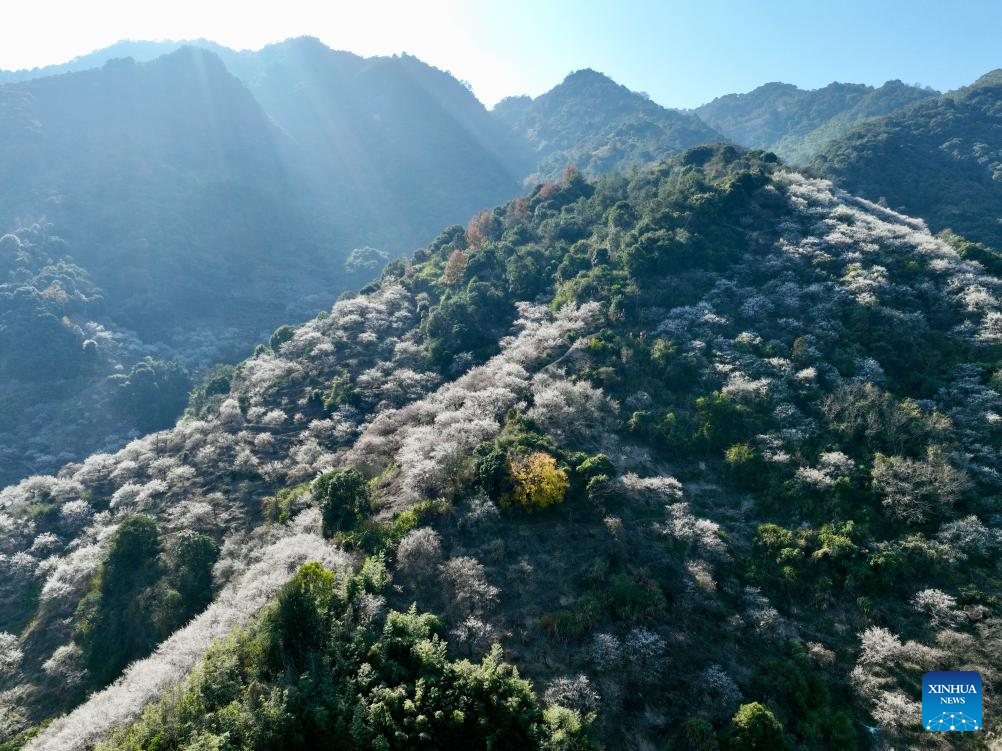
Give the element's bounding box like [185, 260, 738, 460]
[443, 249, 468, 286]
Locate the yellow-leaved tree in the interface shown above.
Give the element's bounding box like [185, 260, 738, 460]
[506, 452, 569, 511]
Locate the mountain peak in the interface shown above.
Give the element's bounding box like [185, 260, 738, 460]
[562, 68, 615, 85]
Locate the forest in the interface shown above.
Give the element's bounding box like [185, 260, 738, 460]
[1, 142, 999, 749]
[1, 26, 1001, 751]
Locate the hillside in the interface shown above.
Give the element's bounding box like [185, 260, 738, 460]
[0, 39, 532, 487]
[0, 47, 321, 336]
[218, 37, 531, 247]
[2, 146, 999, 750]
[813, 70, 1002, 250]
[494, 68, 722, 182]
[696, 80, 937, 164]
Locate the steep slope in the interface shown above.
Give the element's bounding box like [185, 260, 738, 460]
[1, 37, 531, 251]
[0, 48, 332, 488]
[0, 47, 318, 337]
[0, 39, 533, 487]
[696, 80, 937, 163]
[218, 37, 531, 247]
[813, 70, 1002, 249]
[494, 68, 722, 181]
[3, 147, 1000, 750]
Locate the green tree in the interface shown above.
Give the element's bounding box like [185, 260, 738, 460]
[74, 515, 162, 684]
[727, 703, 785, 751]
[724, 442, 767, 489]
[270, 561, 336, 668]
[109, 357, 191, 432]
[694, 392, 761, 450]
[681, 718, 719, 751]
[313, 468, 369, 537]
[269, 324, 296, 351]
[163, 531, 219, 614]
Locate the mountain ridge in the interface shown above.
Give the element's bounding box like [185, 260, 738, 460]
[812, 69, 1002, 249]
[494, 67, 723, 181]
[696, 78, 938, 163]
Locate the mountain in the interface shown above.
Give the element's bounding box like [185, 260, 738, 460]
[696, 80, 937, 164]
[0, 47, 318, 336]
[0, 39, 529, 337]
[216, 37, 531, 247]
[813, 70, 1002, 250]
[0, 37, 531, 254]
[4, 146, 1000, 750]
[494, 68, 723, 181]
[0, 39, 232, 83]
[0, 39, 531, 487]
[0, 47, 327, 488]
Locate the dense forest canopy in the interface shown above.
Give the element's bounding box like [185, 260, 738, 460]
[696, 80, 937, 164]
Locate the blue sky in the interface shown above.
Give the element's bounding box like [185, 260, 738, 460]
[2, 0, 1000, 108]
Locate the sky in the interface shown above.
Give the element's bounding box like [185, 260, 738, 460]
[2, 0, 1001, 109]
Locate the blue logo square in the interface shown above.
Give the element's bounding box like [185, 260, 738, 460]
[923, 671, 982, 731]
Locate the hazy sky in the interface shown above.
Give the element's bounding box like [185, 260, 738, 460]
[3, 0, 1001, 108]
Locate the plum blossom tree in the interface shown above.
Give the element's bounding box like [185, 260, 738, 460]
[0, 631, 23, 680]
[858, 626, 904, 665]
[439, 556, 499, 619]
[911, 588, 964, 627]
[543, 675, 600, 713]
[872, 448, 971, 524]
[395, 527, 443, 584]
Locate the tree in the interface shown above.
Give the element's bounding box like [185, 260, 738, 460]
[466, 209, 495, 247]
[543, 705, 598, 751]
[345, 246, 389, 274]
[439, 556, 499, 618]
[724, 443, 766, 489]
[727, 703, 785, 751]
[268, 324, 295, 351]
[109, 357, 191, 432]
[73, 515, 162, 685]
[694, 392, 760, 450]
[623, 229, 685, 277]
[607, 200, 636, 230]
[313, 468, 369, 537]
[396, 527, 443, 584]
[443, 249, 469, 286]
[872, 448, 970, 524]
[0, 631, 23, 681]
[270, 561, 336, 668]
[506, 452, 570, 512]
[682, 719, 719, 751]
[163, 531, 219, 616]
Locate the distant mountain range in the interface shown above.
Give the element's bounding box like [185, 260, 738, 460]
[695, 79, 938, 164]
[813, 70, 1002, 250]
[0, 38, 530, 485]
[494, 68, 723, 181]
[0, 39, 233, 82]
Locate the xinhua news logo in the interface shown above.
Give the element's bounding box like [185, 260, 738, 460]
[922, 671, 982, 732]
